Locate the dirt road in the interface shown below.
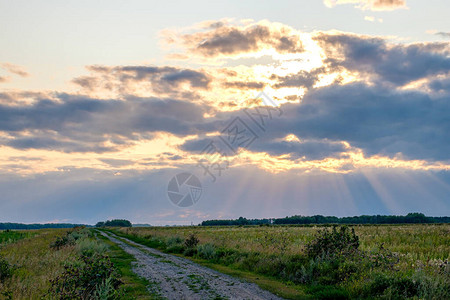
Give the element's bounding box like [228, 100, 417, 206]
[100, 231, 283, 300]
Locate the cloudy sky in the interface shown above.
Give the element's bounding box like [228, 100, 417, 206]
[0, 0, 449, 225]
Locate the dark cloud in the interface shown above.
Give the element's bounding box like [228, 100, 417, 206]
[429, 78, 450, 92]
[0, 94, 218, 153]
[222, 81, 265, 89]
[271, 67, 329, 89]
[179, 24, 304, 57]
[272, 82, 450, 161]
[315, 33, 450, 86]
[72, 65, 211, 95]
[250, 138, 348, 160]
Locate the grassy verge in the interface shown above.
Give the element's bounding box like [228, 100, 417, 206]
[95, 230, 157, 299]
[108, 225, 450, 300]
[0, 229, 76, 299]
[191, 259, 312, 300]
[105, 228, 311, 299]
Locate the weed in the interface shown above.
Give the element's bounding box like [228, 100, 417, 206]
[185, 234, 199, 249]
[48, 254, 122, 299]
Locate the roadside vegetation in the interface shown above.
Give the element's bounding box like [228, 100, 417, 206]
[0, 227, 151, 299]
[112, 224, 450, 299]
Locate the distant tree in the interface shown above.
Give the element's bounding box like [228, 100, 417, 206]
[97, 219, 132, 227]
[200, 213, 449, 226]
[95, 221, 105, 227]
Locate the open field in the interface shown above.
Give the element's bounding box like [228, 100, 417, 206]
[113, 224, 450, 299]
[118, 224, 450, 260]
[0, 224, 449, 299]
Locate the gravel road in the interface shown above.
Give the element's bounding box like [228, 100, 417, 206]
[100, 231, 283, 300]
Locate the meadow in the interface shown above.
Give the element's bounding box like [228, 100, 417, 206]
[114, 224, 450, 299]
[0, 228, 151, 299]
[0, 224, 448, 299]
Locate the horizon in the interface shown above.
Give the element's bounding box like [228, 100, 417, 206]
[1, 0, 450, 226]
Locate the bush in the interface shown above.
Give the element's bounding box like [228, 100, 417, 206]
[305, 226, 359, 258]
[48, 254, 122, 299]
[0, 255, 13, 282]
[166, 236, 183, 247]
[183, 247, 197, 257]
[166, 236, 184, 253]
[184, 234, 199, 249]
[197, 243, 216, 260]
[50, 236, 75, 250]
[75, 239, 107, 257]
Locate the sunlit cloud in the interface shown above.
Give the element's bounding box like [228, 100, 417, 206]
[323, 0, 407, 11]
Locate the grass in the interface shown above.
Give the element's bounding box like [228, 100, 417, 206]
[191, 259, 313, 299]
[95, 230, 158, 299]
[112, 224, 450, 299]
[0, 230, 34, 246]
[0, 229, 76, 299]
[116, 224, 450, 259]
[0, 225, 448, 299]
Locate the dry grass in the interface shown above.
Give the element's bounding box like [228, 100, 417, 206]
[0, 229, 76, 299]
[119, 224, 450, 260]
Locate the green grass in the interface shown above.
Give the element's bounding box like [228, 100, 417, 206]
[0, 230, 34, 246]
[95, 230, 160, 299]
[112, 224, 450, 300]
[0, 229, 76, 299]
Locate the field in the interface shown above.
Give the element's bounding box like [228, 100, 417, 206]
[114, 224, 450, 299]
[0, 228, 151, 299]
[0, 224, 449, 299]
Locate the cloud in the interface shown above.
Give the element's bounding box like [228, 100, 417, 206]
[1, 63, 30, 77]
[0, 166, 449, 224]
[270, 82, 450, 161]
[0, 94, 217, 153]
[324, 0, 407, 11]
[246, 138, 349, 160]
[364, 16, 383, 23]
[166, 21, 304, 59]
[72, 65, 211, 97]
[271, 67, 327, 89]
[0, 76, 8, 83]
[98, 158, 135, 167]
[315, 32, 450, 86]
[436, 32, 450, 39]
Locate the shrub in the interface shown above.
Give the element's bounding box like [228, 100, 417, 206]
[197, 243, 216, 260]
[50, 236, 75, 250]
[184, 234, 199, 249]
[305, 226, 359, 258]
[48, 254, 122, 299]
[68, 227, 91, 241]
[93, 276, 123, 299]
[166, 236, 183, 247]
[166, 236, 184, 253]
[75, 239, 107, 257]
[0, 255, 13, 282]
[183, 247, 197, 257]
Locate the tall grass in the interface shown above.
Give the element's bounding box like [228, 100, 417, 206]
[0, 229, 76, 299]
[116, 224, 450, 299]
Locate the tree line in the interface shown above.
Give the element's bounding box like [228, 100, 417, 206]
[201, 213, 450, 226]
[95, 219, 132, 227]
[0, 223, 89, 230]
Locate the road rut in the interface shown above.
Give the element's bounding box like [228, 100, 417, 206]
[100, 231, 283, 300]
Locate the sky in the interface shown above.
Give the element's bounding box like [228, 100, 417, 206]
[0, 0, 449, 225]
